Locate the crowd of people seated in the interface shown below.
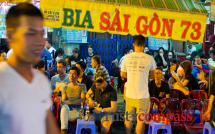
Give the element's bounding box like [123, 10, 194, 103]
[1, 3, 213, 134]
[1, 35, 214, 134]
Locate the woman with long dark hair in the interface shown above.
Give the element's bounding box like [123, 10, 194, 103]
[171, 60, 199, 95]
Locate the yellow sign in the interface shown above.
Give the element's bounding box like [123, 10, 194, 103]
[0, 0, 31, 3]
[41, 0, 207, 43]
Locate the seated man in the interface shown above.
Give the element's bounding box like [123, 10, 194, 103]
[192, 55, 209, 87]
[86, 76, 117, 134]
[60, 66, 86, 134]
[149, 68, 170, 100]
[76, 61, 93, 91]
[51, 60, 70, 92]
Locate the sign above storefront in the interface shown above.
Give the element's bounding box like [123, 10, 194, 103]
[41, 0, 207, 43]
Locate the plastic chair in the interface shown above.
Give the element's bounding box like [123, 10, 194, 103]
[159, 98, 171, 113]
[158, 98, 186, 133]
[190, 90, 208, 100]
[163, 98, 179, 116]
[166, 98, 181, 113]
[76, 119, 96, 134]
[148, 122, 172, 134]
[203, 122, 215, 134]
[181, 99, 205, 134]
[170, 89, 187, 100]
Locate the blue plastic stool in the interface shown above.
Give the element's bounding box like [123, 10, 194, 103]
[148, 122, 172, 134]
[76, 119, 96, 134]
[203, 122, 215, 134]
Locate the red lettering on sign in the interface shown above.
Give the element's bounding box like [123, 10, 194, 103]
[181, 20, 202, 40]
[149, 13, 161, 36]
[109, 9, 122, 32]
[191, 22, 201, 40]
[100, 12, 110, 31]
[123, 14, 130, 32]
[181, 20, 191, 39]
[136, 16, 148, 34]
[161, 19, 175, 37]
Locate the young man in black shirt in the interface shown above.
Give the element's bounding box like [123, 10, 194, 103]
[76, 61, 93, 91]
[149, 68, 170, 99]
[86, 76, 117, 133]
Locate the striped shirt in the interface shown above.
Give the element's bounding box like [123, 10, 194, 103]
[94, 65, 110, 82]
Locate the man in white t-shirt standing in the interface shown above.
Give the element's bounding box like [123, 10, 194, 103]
[0, 3, 59, 134]
[121, 35, 156, 134]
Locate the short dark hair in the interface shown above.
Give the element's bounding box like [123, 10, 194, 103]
[158, 47, 165, 52]
[156, 67, 163, 71]
[35, 60, 45, 69]
[88, 45, 92, 48]
[64, 56, 71, 61]
[171, 59, 179, 64]
[57, 59, 66, 67]
[69, 66, 80, 76]
[96, 77, 104, 84]
[92, 55, 101, 65]
[168, 51, 175, 56]
[123, 47, 130, 55]
[45, 38, 52, 45]
[65, 56, 71, 60]
[193, 55, 201, 64]
[133, 35, 145, 46]
[194, 55, 200, 59]
[73, 48, 79, 53]
[76, 61, 87, 71]
[6, 3, 43, 29]
[0, 50, 6, 55]
[55, 48, 64, 56]
[210, 49, 215, 55]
